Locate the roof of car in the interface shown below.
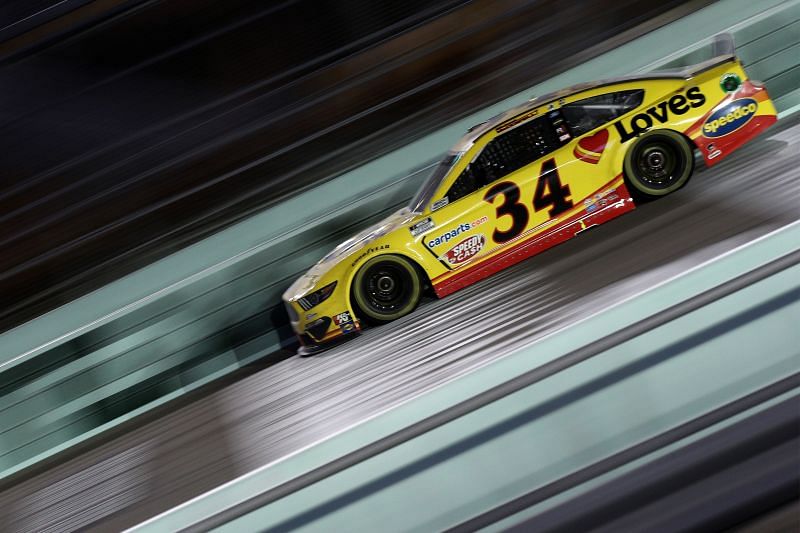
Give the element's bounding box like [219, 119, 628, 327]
[460, 71, 681, 147]
[458, 48, 735, 149]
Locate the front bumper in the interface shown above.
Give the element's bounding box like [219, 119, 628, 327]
[283, 298, 361, 351]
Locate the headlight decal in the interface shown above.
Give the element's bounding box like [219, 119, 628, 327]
[298, 281, 337, 311]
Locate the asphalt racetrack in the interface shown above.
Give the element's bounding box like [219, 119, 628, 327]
[1, 115, 798, 532]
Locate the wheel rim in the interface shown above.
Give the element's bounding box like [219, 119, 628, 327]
[361, 263, 414, 314]
[635, 141, 682, 188]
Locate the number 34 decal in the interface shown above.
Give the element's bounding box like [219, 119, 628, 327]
[483, 158, 573, 244]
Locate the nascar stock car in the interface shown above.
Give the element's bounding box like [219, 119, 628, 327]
[283, 33, 777, 352]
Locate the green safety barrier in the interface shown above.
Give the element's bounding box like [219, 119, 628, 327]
[131, 220, 800, 532]
[0, 0, 798, 482]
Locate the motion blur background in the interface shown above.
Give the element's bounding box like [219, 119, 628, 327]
[2, 1, 799, 532]
[0, 0, 703, 332]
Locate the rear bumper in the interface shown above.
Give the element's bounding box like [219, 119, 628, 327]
[686, 80, 778, 167]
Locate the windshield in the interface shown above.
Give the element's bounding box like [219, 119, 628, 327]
[408, 151, 463, 212]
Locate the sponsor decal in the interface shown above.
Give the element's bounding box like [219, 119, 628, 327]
[432, 197, 449, 211]
[614, 87, 706, 143]
[428, 224, 470, 248]
[443, 234, 485, 266]
[705, 142, 723, 160]
[702, 98, 757, 138]
[720, 73, 741, 93]
[409, 217, 435, 237]
[583, 188, 619, 213]
[573, 129, 608, 164]
[496, 108, 539, 133]
[426, 216, 488, 248]
[333, 311, 353, 326]
[333, 311, 356, 333]
[350, 244, 390, 267]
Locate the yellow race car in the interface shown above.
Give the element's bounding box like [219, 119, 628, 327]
[283, 34, 777, 352]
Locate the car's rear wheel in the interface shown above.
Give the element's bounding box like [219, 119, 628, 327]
[623, 129, 694, 199]
[352, 255, 423, 324]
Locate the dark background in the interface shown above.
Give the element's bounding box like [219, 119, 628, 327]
[0, 0, 706, 332]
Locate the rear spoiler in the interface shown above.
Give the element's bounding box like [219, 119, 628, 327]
[585, 33, 740, 87]
[711, 32, 735, 58]
[660, 33, 738, 79]
[685, 33, 736, 76]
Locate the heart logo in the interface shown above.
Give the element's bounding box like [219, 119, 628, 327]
[573, 129, 609, 164]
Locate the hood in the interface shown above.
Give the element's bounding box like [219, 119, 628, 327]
[284, 207, 416, 300]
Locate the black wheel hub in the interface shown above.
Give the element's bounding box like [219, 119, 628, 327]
[363, 264, 412, 313]
[636, 142, 683, 188]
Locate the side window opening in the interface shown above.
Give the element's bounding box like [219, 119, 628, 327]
[444, 114, 563, 203]
[561, 89, 644, 136]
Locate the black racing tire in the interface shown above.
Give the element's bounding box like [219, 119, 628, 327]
[351, 254, 423, 324]
[623, 129, 695, 200]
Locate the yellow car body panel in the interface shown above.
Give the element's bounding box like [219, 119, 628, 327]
[283, 39, 777, 350]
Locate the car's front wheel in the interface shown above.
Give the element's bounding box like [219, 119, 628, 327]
[623, 129, 695, 200]
[351, 254, 423, 324]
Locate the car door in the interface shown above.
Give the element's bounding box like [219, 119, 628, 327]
[419, 111, 565, 271]
[414, 146, 496, 272]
